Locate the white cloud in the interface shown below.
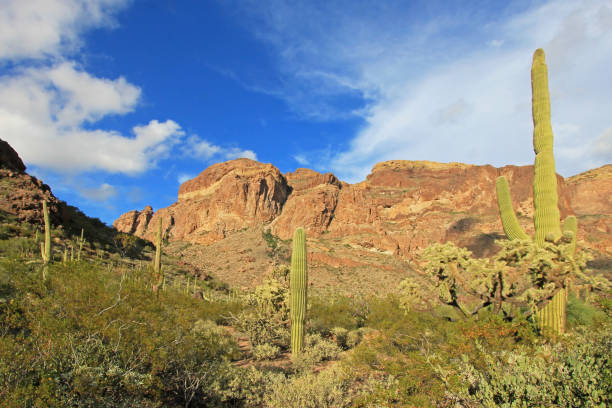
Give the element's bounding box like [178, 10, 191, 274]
[0, 0, 189, 176]
[183, 135, 221, 159]
[232, 0, 612, 180]
[79, 183, 117, 202]
[0, 0, 129, 60]
[224, 148, 257, 160]
[293, 154, 310, 165]
[0, 62, 184, 173]
[183, 135, 257, 161]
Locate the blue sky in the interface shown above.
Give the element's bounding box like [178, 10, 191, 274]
[1, 0, 611, 225]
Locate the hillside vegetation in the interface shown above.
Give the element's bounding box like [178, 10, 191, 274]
[0, 208, 610, 407]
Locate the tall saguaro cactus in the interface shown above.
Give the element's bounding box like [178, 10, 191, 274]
[496, 49, 571, 246]
[153, 217, 163, 294]
[531, 48, 562, 245]
[495, 49, 576, 335]
[40, 200, 51, 281]
[290, 227, 308, 355]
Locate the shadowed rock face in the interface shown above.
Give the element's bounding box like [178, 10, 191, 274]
[114, 158, 610, 258]
[0, 138, 63, 224]
[0, 139, 26, 173]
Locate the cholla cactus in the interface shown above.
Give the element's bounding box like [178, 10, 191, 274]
[419, 239, 605, 323]
[290, 227, 308, 355]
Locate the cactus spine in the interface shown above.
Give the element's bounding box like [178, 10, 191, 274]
[40, 200, 51, 280]
[495, 49, 575, 335]
[290, 227, 308, 355]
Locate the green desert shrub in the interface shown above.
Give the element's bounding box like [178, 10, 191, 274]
[292, 333, 342, 372]
[566, 293, 609, 330]
[0, 253, 241, 407]
[252, 343, 282, 360]
[215, 366, 285, 407]
[265, 364, 355, 408]
[331, 326, 349, 349]
[444, 326, 612, 407]
[309, 293, 368, 333]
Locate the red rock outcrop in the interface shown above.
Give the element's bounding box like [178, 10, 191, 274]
[270, 169, 341, 238]
[116, 159, 291, 244]
[566, 165, 612, 216]
[565, 165, 612, 254]
[114, 158, 610, 259]
[112, 206, 154, 236]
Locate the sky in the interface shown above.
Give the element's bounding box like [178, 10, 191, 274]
[0, 0, 611, 225]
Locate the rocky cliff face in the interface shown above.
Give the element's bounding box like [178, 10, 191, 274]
[115, 159, 291, 244]
[565, 165, 612, 254]
[115, 158, 609, 258]
[0, 138, 63, 224]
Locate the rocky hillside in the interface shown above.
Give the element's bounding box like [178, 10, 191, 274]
[0, 139, 119, 246]
[114, 158, 611, 259]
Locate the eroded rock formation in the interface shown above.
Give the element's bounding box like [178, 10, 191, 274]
[114, 157, 610, 259]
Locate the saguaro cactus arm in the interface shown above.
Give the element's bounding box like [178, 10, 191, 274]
[290, 227, 308, 355]
[496, 176, 529, 240]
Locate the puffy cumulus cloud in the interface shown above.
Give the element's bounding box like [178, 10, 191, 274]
[79, 183, 118, 202]
[183, 135, 221, 159]
[182, 135, 257, 162]
[0, 62, 183, 173]
[0, 0, 129, 60]
[231, 0, 612, 181]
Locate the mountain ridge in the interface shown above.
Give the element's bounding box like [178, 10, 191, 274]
[113, 157, 611, 259]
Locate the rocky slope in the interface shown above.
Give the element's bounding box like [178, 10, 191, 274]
[0, 138, 120, 245]
[0, 139, 64, 224]
[116, 158, 610, 261]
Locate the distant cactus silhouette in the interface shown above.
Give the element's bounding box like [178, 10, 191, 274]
[77, 228, 85, 261]
[495, 49, 577, 335]
[290, 227, 307, 355]
[40, 200, 51, 280]
[153, 218, 163, 294]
